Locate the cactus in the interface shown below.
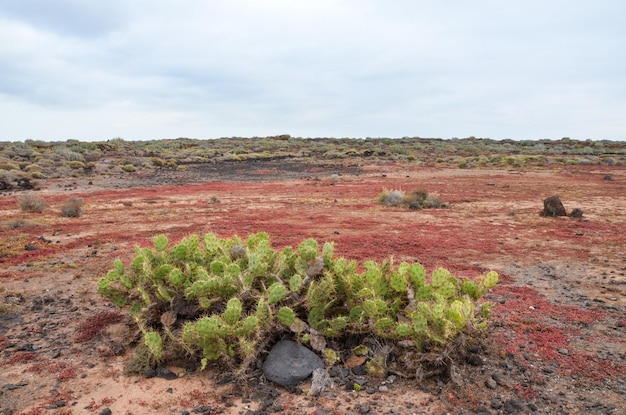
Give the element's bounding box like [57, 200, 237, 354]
[98, 232, 498, 374]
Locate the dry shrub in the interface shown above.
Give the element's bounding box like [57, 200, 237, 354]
[61, 197, 84, 218]
[377, 189, 405, 207]
[378, 188, 446, 209]
[18, 193, 46, 213]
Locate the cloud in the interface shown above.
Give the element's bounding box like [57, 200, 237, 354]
[0, 0, 625, 140]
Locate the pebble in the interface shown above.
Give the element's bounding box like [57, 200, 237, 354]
[485, 377, 497, 389]
[557, 348, 569, 356]
[491, 397, 503, 409]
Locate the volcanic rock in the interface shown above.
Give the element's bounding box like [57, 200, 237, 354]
[569, 208, 583, 218]
[542, 195, 567, 217]
[262, 340, 324, 386]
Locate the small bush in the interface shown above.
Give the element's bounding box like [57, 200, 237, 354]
[65, 160, 85, 170]
[61, 197, 83, 218]
[377, 189, 405, 207]
[150, 157, 166, 167]
[19, 194, 46, 213]
[378, 188, 446, 209]
[29, 171, 46, 179]
[121, 164, 138, 172]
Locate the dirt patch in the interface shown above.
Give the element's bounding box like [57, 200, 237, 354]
[1, 162, 625, 414]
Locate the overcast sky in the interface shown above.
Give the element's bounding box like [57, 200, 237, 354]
[1, 1, 625, 141]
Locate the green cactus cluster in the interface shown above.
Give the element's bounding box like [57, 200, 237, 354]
[97, 232, 498, 372]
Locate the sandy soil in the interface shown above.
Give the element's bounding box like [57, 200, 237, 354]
[1, 160, 624, 415]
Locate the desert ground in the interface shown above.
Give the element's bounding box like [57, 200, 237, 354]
[1, 151, 625, 415]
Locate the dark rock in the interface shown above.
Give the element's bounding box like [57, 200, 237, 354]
[604, 174, 612, 180]
[156, 366, 178, 380]
[542, 195, 567, 217]
[491, 398, 503, 409]
[504, 399, 525, 413]
[262, 340, 324, 386]
[355, 402, 372, 414]
[485, 377, 497, 389]
[351, 364, 367, 376]
[99, 408, 112, 415]
[192, 405, 212, 414]
[24, 243, 38, 251]
[4, 382, 28, 391]
[569, 208, 583, 218]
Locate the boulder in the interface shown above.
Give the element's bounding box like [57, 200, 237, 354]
[542, 195, 567, 217]
[263, 340, 324, 387]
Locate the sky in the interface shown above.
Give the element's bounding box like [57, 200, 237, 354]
[1, 1, 625, 142]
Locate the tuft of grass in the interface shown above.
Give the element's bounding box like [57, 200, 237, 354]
[61, 197, 84, 218]
[18, 193, 46, 213]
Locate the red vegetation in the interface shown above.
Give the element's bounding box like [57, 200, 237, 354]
[75, 310, 124, 342]
[1, 352, 37, 366]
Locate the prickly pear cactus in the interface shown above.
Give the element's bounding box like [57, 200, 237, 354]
[98, 232, 498, 374]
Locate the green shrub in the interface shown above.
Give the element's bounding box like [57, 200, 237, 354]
[29, 171, 46, 179]
[121, 164, 138, 172]
[65, 160, 85, 170]
[18, 193, 46, 213]
[150, 157, 166, 167]
[61, 197, 83, 217]
[98, 232, 497, 376]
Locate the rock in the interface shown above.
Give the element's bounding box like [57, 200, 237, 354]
[504, 398, 525, 413]
[351, 364, 367, 376]
[99, 408, 112, 415]
[309, 368, 333, 396]
[542, 195, 567, 217]
[604, 174, 612, 180]
[262, 340, 324, 386]
[485, 377, 497, 389]
[24, 243, 38, 251]
[569, 208, 583, 218]
[191, 405, 212, 414]
[156, 366, 178, 380]
[491, 398, 503, 409]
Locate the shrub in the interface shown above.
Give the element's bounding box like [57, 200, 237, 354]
[65, 160, 85, 170]
[98, 232, 498, 378]
[121, 164, 138, 172]
[61, 197, 83, 217]
[29, 171, 46, 179]
[377, 189, 405, 207]
[18, 193, 46, 213]
[150, 157, 166, 167]
[378, 189, 446, 210]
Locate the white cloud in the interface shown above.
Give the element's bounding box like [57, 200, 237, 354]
[1, 0, 625, 140]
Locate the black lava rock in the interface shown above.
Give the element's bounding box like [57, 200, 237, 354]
[262, 340, 324, 386]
